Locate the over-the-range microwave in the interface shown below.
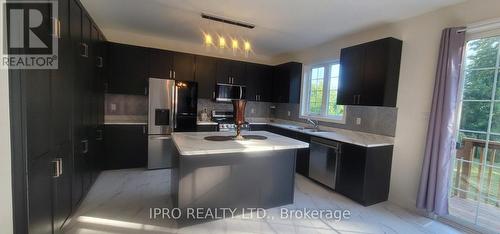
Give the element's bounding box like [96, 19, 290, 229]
[214, 83, 246, 102]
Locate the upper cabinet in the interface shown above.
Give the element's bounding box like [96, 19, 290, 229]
[337, 37, 402, 107]
[273, 62, 303, 104]
[245, 63, 273, 102]
[106, 42, 148, 95]
[194, 55, 217, 99]
[216, 59, 246, 85]
[149, 50, 195, 81]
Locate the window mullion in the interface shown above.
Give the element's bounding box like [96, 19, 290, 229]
[321, 64, 330, 116]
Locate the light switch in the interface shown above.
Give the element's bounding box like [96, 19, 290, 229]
[110, 103, 117, 112]
[356, 118, 361, 125]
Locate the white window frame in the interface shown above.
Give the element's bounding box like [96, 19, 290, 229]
[299, 60, 346, 124]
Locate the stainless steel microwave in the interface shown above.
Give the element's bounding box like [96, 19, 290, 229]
[215, 83, 246, 102]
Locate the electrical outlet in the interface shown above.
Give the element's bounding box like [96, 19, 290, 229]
[251, 108, 256, 114]
[287, 111, 291, 117]
[356, 118, 361, 125]
[110, 103, 117, 112]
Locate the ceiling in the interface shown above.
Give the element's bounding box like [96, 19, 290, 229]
[81, 0, 464, 57]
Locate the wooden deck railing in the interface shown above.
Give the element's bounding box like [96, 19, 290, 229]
[454, 137, 500, 206]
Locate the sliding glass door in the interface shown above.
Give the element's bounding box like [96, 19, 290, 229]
[450, 35, 500, 232]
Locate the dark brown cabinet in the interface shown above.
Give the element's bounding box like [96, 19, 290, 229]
[195, 55, 217, 99]
[104, 125, 148, 169]
[149, 49, 173, 79]
[272, 62, 303, 103]
[106, 43, 149, 95]
[149, 50, 195, 81]
[245, 63, 273, 102]
[337, 37, 402, 107]
[173, 52, 196, 81]
[216, 59, 246, 85]
[336, 143, 393, 206]
[12, 0, 106, 233]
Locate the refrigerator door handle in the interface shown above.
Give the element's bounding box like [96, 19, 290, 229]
[174, 86, 178, 129]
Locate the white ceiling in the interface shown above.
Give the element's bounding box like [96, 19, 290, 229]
[81, 0, 464, 57]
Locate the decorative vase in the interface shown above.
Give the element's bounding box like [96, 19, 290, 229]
[232, 99, 247, 140]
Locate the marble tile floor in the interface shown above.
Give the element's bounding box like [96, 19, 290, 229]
[63, 168, 465, 234]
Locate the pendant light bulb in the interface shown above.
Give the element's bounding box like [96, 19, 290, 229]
[219, 36, 226, 48]
[204, 34, 213, 46]
[244, 41, 251, 51]
[232, 39, 239, 49]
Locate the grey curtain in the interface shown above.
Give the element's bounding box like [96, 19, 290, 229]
[417, 27, 466, 215]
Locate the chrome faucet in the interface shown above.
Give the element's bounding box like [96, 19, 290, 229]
[306, 119, 320, 130]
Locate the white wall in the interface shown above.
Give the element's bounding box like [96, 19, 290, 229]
[0, 0, 13, 231]
[274, 0, 500, 210]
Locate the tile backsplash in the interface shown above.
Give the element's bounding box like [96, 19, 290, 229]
[272, 103, 397, 136]
[197, 98, 272, 118]
[105, 95, 397, 136]
[105, 94, 148, 116]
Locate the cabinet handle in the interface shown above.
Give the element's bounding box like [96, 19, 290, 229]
[143, 125, 146, 134]
[96, 56, 103, 68]
[80, 43, 88, 58]
[52, 159, 61, 178]
[169, 70, 172, 78]
[81, 140, 89, 154]
[58, 158, 63, 176]
[144, 87, 148, 96]
[353, 95, 356, 104]
[96, 129, 103, 141]
[52, 17, 61, 38]
[173, 71, 176, 79]
[358, 95, 361, 104]
[212, 91, 216, 99]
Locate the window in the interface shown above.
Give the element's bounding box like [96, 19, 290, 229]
[300, 61, 345, 123]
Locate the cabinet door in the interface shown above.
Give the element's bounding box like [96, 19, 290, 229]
[336, 143, 366, 202]
[104, 125, 148, 170]
[288, 62, 302, 104]
[82, 14, 93, 195]
[216, 59, 232, 84]
[260, 65, 274, 102]
[245, 63, 260, 101]
[149, 49, 173, 79]
[337, 45, 365, 105]
[361, 40, 388, 106]
[69, 0, 84, 207]
[52, 144, 73, 231]
[361, 38, 401, 107]
[195, 55, 217, 99]
[230, 61, 246, 85]
[107, 43, 148, 95]
[27, 153, 54, 234]
[272, 65, 289, 103]
[173, 52, 195, 81]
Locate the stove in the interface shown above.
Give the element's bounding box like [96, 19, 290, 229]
[212, 110, 249, 132]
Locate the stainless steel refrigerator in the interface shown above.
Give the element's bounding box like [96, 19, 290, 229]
[147, 78, 197, 169]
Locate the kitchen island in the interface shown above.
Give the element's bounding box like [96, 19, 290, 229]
[170, 131, 309, 211]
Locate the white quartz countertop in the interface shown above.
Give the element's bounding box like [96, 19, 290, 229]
[268, 123, 394, 147]
[172, 131, 309, 156]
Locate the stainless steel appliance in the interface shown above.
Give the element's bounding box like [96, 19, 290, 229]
[211, 110, 249, 132]
[215, 83, 246, 102]
[148, 78, 198, 169]
[308, 137, 341, 189]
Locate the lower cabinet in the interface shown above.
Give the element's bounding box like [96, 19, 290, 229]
[258, 125, 311, 177]
[251, 124, 393, 206]
[104, 124, 148, 170]
[336, 143, 393, 206]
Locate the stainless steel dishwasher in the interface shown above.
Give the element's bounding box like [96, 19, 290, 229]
[308, 137, 341, 189]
